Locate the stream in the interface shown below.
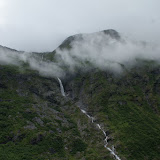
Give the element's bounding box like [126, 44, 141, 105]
[57, 78, 121, 160]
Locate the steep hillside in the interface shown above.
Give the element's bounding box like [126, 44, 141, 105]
[0, 65, 116, 160]
[65, 61, 160, 160]
[0, 30, 160, 160]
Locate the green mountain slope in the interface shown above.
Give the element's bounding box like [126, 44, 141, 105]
[0, 65, 113, 160]
[0, 30, 160, 160]
[66, 61, 160, 160]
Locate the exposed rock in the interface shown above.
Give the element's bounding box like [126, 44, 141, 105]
[56, 128, 62, 133]
[24, 122, 37, 130]
[105, 131, 111, 136]
[33, 117, 44, 126]
[30, 133, 44, 145]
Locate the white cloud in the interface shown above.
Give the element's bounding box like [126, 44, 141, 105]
[0, 31, 160, 78]
[56, 31, 160, 74]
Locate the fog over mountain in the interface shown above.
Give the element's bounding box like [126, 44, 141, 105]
[0, 30, 160, 78]
[1, 1, 160, 160]
[56, 30, 160, 74]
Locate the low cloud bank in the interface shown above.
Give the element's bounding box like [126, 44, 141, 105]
[0, 30, 160, 78]
[56, 31, 160, 74]
[0, 46, 65, 77]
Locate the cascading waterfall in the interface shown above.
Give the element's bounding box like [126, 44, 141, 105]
[57, 79, 121, 160]
[80, 109, 121, 160]
[57, 77, 65, 96]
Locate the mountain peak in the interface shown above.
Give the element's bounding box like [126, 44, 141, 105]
[102, 29, 121, 39]
[58, 29, 121, 50]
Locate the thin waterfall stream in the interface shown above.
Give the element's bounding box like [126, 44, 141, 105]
[80, 109, 121, 160]
[57, 77, 65, 97]
[57, 78, 121, 160]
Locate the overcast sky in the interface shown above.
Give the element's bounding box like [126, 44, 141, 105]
[0, 0, 160, 52]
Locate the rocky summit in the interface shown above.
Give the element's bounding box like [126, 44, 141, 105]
[0, 30, 160, 160]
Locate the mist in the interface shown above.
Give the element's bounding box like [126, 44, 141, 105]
[0, 30, 160, 78]
[0, 46, 65, 77]
[56, 31, 160, 74]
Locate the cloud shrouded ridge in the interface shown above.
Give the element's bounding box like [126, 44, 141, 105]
[0, 30, 160, 78]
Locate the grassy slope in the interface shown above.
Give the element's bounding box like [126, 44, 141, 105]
[0, 65, 112, 160]
[1, 59, 160, 160]
[67, 61, 160, 160]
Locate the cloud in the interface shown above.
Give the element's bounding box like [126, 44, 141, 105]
[0, 46, 65, 77]
[56, 31, 160, 74]
[0, 30, 160, 78]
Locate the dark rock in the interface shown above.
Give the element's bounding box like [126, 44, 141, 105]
[29, 86, 39, 95]
[24, 122, 37, 130]
[105, 131, 111, 136]
[49, 148, 56, 154]
[30, 134, 44, 145]
[107, 137, 112, 142]
[33, 117, 44, 126]
[0, 83, 7, 89]
[13, 132, 26, 142]
[0, 135, 13, 144]
[103, 29, 121, 40]
[56, 128, 62, 133]
[46, 95, 60, 105]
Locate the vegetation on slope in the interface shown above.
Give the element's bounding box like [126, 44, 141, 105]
[66, 60, 160, 160]
[0, 65, 112, 160]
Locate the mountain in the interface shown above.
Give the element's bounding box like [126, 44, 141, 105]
[0, 45, 20, 52]
[58, 29, 121, 50]
[0, 30, 160, 160]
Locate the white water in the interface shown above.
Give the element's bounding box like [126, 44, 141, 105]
[57, 77, 65, 96]
[58, 79, 121, 160]
[80, 109, 121, 160]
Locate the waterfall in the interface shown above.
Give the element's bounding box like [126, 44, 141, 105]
[56, 78, 121, 159]
[80, 108, 121, 160]
[57, 77, 65, 97]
